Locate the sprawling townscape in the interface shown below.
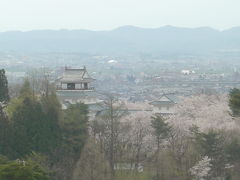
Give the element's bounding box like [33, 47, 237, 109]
[1, 51, 239, 123]
[3, 52, 240, 100]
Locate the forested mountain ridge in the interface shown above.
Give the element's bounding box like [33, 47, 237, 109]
[1, 26, 240, 54]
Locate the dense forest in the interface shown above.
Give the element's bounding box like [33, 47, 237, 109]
[1, 68, 240, 180]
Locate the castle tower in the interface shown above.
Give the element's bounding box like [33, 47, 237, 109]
[56, 66, 95, 91]
[55, 66, 103, 119]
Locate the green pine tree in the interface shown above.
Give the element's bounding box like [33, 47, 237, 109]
[52, 103, 89, 180]
[61, 103, 89, 154]
[0, 158, 51, 180]
[11, 96, 61, 158]
[19, 79, 33, 99]
[0, 110, 12, 157]
[192, 128, 227, 179]
[151, 115, 171, 180]
[151, 115, 171, 149]
[0, 69, 10, 103]
[229, 88, 240, 116]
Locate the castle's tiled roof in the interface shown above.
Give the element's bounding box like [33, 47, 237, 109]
[149, 94, 179, 106]
[59, 67, 94, 83]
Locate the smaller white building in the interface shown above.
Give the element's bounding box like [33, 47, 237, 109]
[149, 94, 178, 116]
[181, 70, 196, 75]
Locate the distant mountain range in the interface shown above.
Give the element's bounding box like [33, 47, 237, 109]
[1, 26, 240, 54]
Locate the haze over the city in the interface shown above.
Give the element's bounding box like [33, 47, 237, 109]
[2, 1, 240, 180]
[0, 0, 240, 31]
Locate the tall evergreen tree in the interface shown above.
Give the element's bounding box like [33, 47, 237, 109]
[53, 103, 89, 180]
[0, 158, 51, 180]
[0, 105, 12, 157]
[61, 103, 89, 154]
[151, 115, 171, 150]
[151, 115, 171, 180]
[40, 93, 62, 151]
[11, 95, 62, 158]
[229, 88, 240, 116]
[12, 97, 45, 157]
[0, 69, 10, 103]
[192, 128, 227, 179]
[19, 79, 33, 99]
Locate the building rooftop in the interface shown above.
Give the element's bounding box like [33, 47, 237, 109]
[149, 93, 179, 106]
[58, 67, 95, 83]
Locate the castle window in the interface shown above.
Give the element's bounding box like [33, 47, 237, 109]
[67, 83, 75, 90]
[84, 83, 88, 89]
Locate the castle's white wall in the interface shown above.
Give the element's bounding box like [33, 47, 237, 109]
[61, 83, 67, 89]
[75, 83, 82, 89]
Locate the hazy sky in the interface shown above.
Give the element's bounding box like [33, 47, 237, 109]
[0, 0, 239, 31]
